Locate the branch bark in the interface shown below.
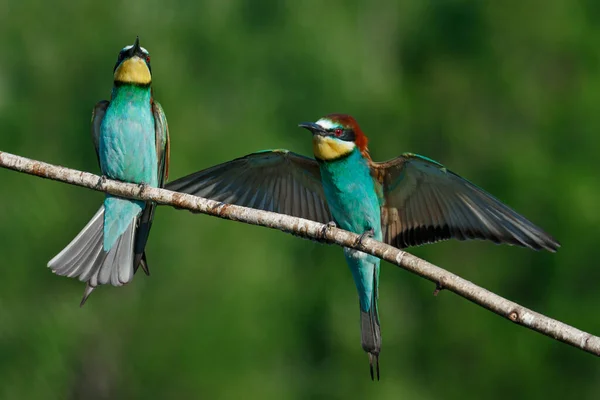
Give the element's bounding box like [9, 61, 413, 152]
[1, 149, 598, 356]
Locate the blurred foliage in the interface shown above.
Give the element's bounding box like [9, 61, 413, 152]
[0, 0, 599, 398]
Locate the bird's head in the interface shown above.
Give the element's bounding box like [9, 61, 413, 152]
[299, 114, 369, 161]
[113, 37, 152, 86]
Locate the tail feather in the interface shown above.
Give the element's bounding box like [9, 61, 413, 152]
[360, 266, 381, 381]
[80, 284, 95, 307]
[49, 209, 104, 276]
[133, 202, 156, 276]
[117, 228, 135, 284]
[360, 308, 381, 381]
[136, 253, 150, 276]
[109, 222, 135, 286]
[70, 225, 105, 279]
[78, 239, 106, 282]
[97, 234, 119, 286]
[48, 206, 140, 305]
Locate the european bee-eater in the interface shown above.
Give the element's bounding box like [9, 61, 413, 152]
[166, 114, 558, 380]
[48, 37, 170, 306]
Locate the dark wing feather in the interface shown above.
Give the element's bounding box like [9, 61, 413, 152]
[373, 153, 560, 251]
[91, 100, 109, 166]
[166, 150, 332, 223]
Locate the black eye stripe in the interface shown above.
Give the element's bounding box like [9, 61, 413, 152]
[327, 128, 355, 142]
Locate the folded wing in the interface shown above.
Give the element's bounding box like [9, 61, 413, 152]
[152, 101, 170, 186]
[132, 100, 171, 273]
[90, 100, 109, 165]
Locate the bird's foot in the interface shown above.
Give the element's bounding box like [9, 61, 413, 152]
[433, 282, 443, 297]
[137, 182, 149, 197]
[95, 175, 107, 190]
[369, 353, 380, 381]
[319, 221, 337, 241]
[355, 227, 375, 248]
[80, 283, 95, 307]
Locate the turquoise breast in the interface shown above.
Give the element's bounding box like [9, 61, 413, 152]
[318, 148, 382, 241]
[99, 85, 157, 186]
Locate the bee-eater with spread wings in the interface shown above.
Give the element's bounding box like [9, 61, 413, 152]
[167, 114, 558, 379]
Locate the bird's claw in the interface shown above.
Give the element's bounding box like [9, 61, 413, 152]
[319, 221, 337, 240]
[137, 183, 149, 196]
[355, 227, 375, 248]
[95, 175, 107, 190]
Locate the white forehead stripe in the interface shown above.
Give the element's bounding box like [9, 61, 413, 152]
[121, 44, 149, 55]
[315, 118, 337, 130]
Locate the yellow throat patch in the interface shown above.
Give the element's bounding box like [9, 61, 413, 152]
[114, 56, 151, 85]
[312, 135, 355, 161]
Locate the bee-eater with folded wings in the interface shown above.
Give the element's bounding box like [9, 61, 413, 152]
[48, 37, 170, 306]
[166, 114, 558, 380]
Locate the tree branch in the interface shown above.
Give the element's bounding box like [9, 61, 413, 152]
[1, 149, 598, 356]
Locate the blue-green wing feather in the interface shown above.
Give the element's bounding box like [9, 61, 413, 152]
[152, 100, 170, 186]
[91, 100, 109, 166]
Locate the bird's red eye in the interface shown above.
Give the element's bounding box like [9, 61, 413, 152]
[146, 55, 151, 63]
[334, 128, 343, 137]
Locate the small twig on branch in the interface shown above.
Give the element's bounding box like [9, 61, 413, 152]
[1, 149, 598, 357]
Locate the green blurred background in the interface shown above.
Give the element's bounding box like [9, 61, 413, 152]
[0, 0, 599, 398]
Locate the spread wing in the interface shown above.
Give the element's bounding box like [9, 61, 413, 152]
[372, 153, 560, 251]
[91, 100, 109, 166]
[166, 150, 332, 223]
[152, 100, 170, 187]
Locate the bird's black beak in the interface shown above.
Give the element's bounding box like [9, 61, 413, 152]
[126, 36, 145, 59]
[298, 122, 327, 136]
[132, 36, 141, 54]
